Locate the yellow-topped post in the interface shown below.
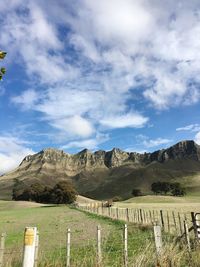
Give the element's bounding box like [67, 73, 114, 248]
[22, 227, 37, 267]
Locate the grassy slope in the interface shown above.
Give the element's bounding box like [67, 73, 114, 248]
[114, 194, 200, 215]
[0, 201, 154, 267]
[1, 159, 200, 200]
[1, 200, 200, 266]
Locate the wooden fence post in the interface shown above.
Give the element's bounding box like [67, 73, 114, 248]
[160, 210, 164, 230]
[167, 211, 170, 233]
[0, 233, 6, 267]
[172, 211, 177, 233]
[124, 224, 128, 267]
[22, 227, 37, 267]
[126, 208, 129, 222]
[116, 208, 119, 220]
[34, 230, 39, 267]
[97, 225, 102, 267]
[154, 223, 162, 257]
[183, 220, 191, 252]
[139, 209, 143, 224]
[66, 229, 71, 267]
[149, 210, 152, 223]
[178, 213, 183, 235]
[108, 207, 111, 217]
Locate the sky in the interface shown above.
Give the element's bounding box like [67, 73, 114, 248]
[0, 0, 200, 174]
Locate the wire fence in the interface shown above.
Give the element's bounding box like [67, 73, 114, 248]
[77, 202, 199, 238]
[0, 205, 200, 267]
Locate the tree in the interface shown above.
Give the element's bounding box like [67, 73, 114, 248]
[160, 182, 171, 195]
[131, 188, 142, 197]
[151, 181, 186, 197]
[170, 183, 186, 196]
[12, 180, 77, 204]
[50, 181, 77, 204]
[0, 51, 6, 80]
[151, 182, 162, 194]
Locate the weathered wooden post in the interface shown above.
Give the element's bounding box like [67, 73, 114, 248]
[124, 224, 128, 267]
[116, 208, 119, 220]
[167, 211, 170, 233]
[97, 225, 102, 267]
[139, 209, 143, 224]
[66, 228, 71, 267]
[0, 233, 6, 267]
[22, 227, 37, 267]
[178, 212, 183, 235]
[154, 222, 162, 266]
[152, 210, 155, 222]
[108, 207, 111, 217]
[160, 210, 164, 230]
[149, 210, 152, 223]
[172, 211, 177, 233]
[126, 208, 129, 222]
[183, 220, 191, 252]
[34, 230, 39, 267]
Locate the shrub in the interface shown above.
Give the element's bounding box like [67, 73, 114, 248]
[12, 180, 77, 204]
[131, 188, 142, 197]
[151, 181, 186, 196]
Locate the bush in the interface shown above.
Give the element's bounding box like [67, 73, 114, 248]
[151, 181, 186, 196]
[131, 188, 142, 197]
[12, 180, 77, 204]
[50, 181, 77, 204]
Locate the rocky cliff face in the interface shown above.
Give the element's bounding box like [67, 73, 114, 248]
[16, 140, 200, 176]
[1, 140, 200, 200]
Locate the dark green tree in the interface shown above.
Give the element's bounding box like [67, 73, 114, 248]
[131, 188, 142, 197]
[170, 183, 186, 196]
[151, 182, 162, 194]
[50, 181, 77, 204]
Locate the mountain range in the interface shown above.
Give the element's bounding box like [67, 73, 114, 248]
[1, 140, 200, 200]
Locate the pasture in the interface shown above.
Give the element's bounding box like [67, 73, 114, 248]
[0, 196, 200, 266]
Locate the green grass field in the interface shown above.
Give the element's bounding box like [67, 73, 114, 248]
[0, 201, 154, 266]
[0, 198, 200, 266]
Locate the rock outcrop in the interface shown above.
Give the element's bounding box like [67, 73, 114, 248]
[1, 140, 200, 200]
[11, 140, 199, 176]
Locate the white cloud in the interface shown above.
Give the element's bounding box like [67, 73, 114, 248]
[0, 1, 78, 85]
[61, 133, 109, 150]
[143, 138, 172, 148]
[51, 115, 94, 138]
[2, 0, 200, 154]
[137, 135, 172, 148]
[100, 113, 148, 129]
[0, 136, 34, 174]
[12, 89, 40, 109]
[195, 132, 200, 145]
[176, 124, 200, 132]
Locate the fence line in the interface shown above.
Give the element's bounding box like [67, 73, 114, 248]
[77, 202, 197, 237]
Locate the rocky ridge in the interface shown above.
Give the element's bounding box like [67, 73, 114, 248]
[16, 140, 200, 176]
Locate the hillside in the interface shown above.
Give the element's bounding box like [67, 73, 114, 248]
[1, 140, 200, 200]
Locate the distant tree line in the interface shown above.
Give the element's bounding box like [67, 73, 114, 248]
[12, 179, 77, 204]
[151, 181, 186, 196]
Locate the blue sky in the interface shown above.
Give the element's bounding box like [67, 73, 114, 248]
[0, 0, 200, 173]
